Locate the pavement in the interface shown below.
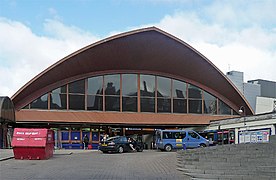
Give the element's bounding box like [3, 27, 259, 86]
[0, 149, 187, 179]
[0, 148, 14, 161]
[0, 148, 90, 161]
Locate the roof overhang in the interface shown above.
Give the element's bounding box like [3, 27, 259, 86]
[16, 110, 237, 126]
[11, 27, 253, 115]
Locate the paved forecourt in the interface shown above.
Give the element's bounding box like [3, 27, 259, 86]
[0, 150, 186, 180]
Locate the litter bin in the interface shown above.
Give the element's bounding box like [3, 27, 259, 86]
[12, 128, 54, 160]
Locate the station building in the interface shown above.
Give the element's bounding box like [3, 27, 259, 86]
[8, 27, 253, 149]
[0, 96, 15, 148]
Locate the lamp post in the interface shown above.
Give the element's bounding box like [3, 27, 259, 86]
[238, 106, 246, 126]
[239, 106, 247, 143]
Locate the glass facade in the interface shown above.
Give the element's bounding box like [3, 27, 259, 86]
[50, 86, 67, 109]
[30, 94, 48, 109]
[203, 91, 217, 114]
[87, 76, 103, 111]
[25, 73, 236, 115]
[104, 75, 120, 111]
[69, 80, 85, 110]
[218, 100, 232, 115]
[157, 77, 171, 113]
[172, 80, 187, 113]
[188, 84, 202, 113]
[122, 74, 137, 112]
[140, 75, 155, 112]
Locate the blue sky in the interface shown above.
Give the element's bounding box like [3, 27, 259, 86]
[0, 0, 275, 96]
[0, 0, 212, 36]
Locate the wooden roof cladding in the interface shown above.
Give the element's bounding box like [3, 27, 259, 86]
[0, 96, 15, 123]
[15, 110, 237, 126]
[11, 27, 253, 115]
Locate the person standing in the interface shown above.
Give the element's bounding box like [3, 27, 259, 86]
[83, 134, 89, 150]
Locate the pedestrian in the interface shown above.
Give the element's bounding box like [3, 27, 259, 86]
[83, 134, 89, 150]
[128, 138, 136, 151]
[102, 133, 109, 141]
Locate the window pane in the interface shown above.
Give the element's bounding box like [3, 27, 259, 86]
[30, 94, 48, 109]
[52, 85, 67, 94]
[87, 95, 103, 111]
[163, 132, 172, 139]
[203, 91, 217, 114]
[141, 97, 155, 112]
[22, 105, 30, 109]
[157, 98, 171, 113]
[122, 97, 137, 112]
[203, 100, 217, 114]
[173, 80, 186, 98]
[188, 84, 202, 99]
[105, 96, 120, 111]
[88, 76, 103, 95]
[233, 111, 239, 115]
[69, 95, 85, 110]
[173, 99, 187, 113]
[104, 74, 120, 95]
[218, 100, 231, 115]
[188, 131, 199, 139]
[203, 91, 216, 101]
[189, 99, 202, 113]
[69, 79, 85, 94]
[140, 75, 155, 97]
[122, 74, 137, 96]
[157, 76, 171, 97]
[172, 132, 186, 139]
[50, 94, 67, 109]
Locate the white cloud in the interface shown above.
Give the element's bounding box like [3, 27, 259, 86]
[1, 0, 275, 98]
[193, 42, 276, 81]
[204, 0, 276, 28]
[148, 9, 276, 82]
[0, 18, 99, 97]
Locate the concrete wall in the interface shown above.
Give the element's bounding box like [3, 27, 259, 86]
[226, 70, 261, 112]
[256, 97, 276, 114]
[243, 83, 261, 113]
[248, 79, 276, 98]
[226, 71, 244, 93]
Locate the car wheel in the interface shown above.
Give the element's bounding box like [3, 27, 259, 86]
[199, 143, 206, 148]
[102, 151, 108, 154]
[118, 146, 124, 153]
[164, 144, 172, 152]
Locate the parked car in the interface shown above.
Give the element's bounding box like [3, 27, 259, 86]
[99, 136, 143, 153]
[155, 129, 209, 152]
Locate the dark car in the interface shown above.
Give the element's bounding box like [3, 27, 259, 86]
[99, 136, 143, 153]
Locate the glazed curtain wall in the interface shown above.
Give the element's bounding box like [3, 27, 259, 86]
[24, 74, 235, 115]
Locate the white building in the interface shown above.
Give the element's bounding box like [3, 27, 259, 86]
[256, 97, 276, 114]
[226, 71, 275, 114]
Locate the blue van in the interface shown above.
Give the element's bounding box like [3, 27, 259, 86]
[155, 129, 209, 151]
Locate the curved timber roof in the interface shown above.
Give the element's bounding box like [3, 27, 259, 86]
[11, 27, 253, 115]
[0, 96, 15, 123]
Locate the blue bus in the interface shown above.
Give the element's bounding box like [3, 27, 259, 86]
[155, 129, 209, 151]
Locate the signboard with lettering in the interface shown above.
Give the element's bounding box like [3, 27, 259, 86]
[239, 129, 270, 144]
